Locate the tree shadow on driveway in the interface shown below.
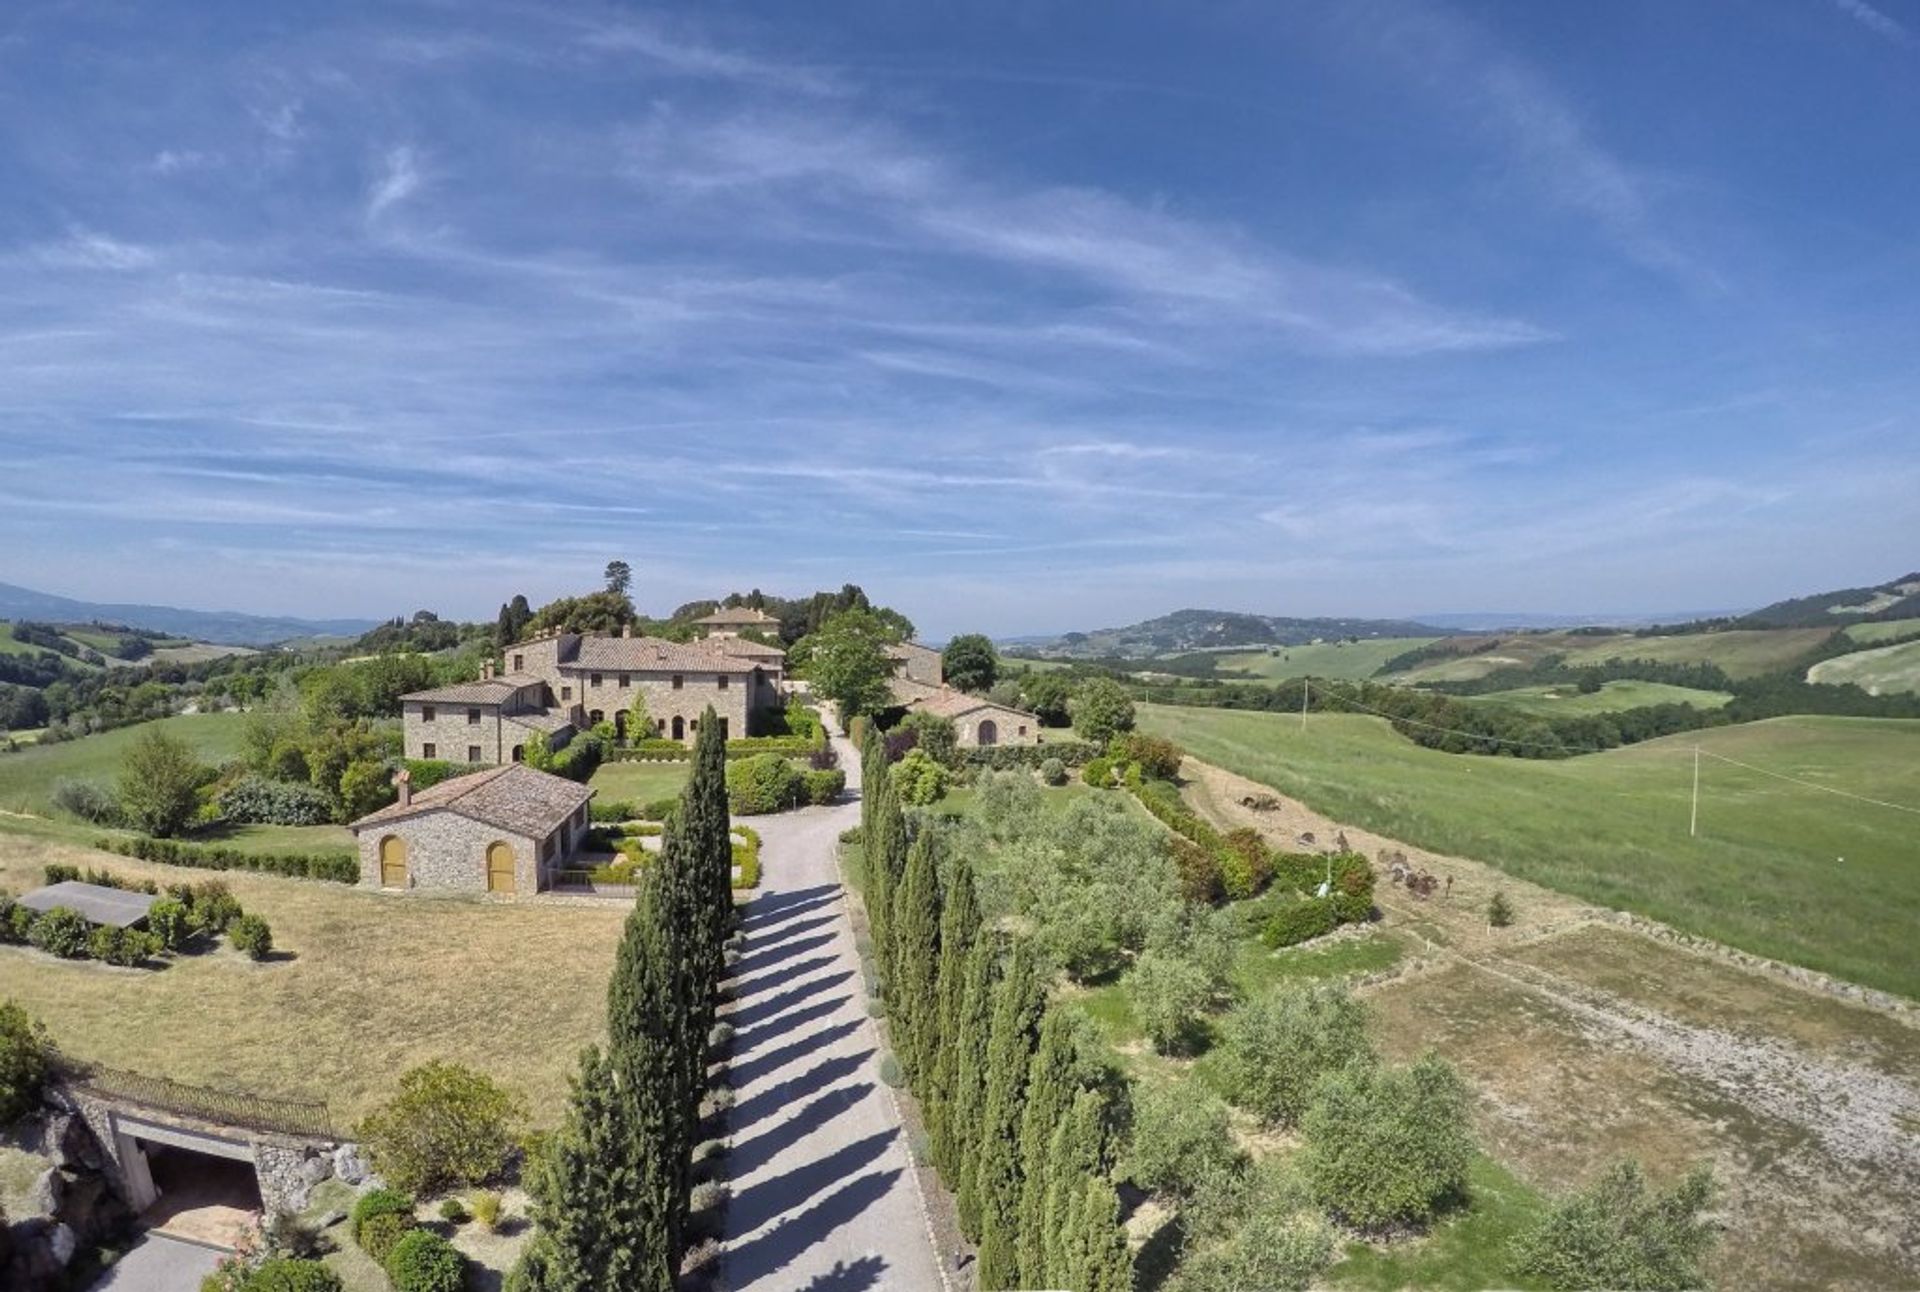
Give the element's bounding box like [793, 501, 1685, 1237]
[724, 1168, 905, 1289]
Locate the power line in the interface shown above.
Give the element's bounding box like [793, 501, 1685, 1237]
[1695, 748, 1920, 818]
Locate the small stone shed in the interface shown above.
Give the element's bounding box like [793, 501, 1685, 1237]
[348, 764, 593, 896]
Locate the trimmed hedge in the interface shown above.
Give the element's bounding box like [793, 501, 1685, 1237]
[965, 741, 1100, 770]
[386, 1228, 465, 1292]
[1263, 896, 1339, 947]
[727, 754, 804, 814]
[802, 769, 846, 805]
[95, 835, 358, 884]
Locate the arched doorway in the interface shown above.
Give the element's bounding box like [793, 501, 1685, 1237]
[510, 744, 525, 763]
[589, 709, 604, 727]
[378, 836, 408, 888]
[486, 841, 516, 894]
[671, 715, 685, 741]
[977, 718, 999, 746]
[614, 711, 628, 741]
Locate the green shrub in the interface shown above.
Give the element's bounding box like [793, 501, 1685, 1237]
[357, 1062, 527, 1194]
[732, 839, 761, 890]
[1509, 1158, 1717, 1291]
[801, 769, 846, 805]
[43, 863, 81, 885]
[436, 1197, 469, 1224]
[1263, 897, 1338, 948]
[588, 799, 636, 823]
[186, 881, 244, 934]
[229, 914, 273, 960]
[350, 1187, 416, 1243]
[965, 741, 1100, 770]
[1222, 983, 1374, 1127]
[146, 898, 193, 951]
[1301, 1053, 1474, 1229]
[385, 1228, 464, 1292]
[1127, 950, 1213, 1055]
[897, 711, 961, 769]
[1489, 890, 1514, 928]
[4, 904, 33, 943]
[0, 1000, 52, 1123]
[640, 796, 679, 822]
[888, 748, 948, 806]
[1081, 756, 1113, 788]
[1171, 1199, 1335, 1292]
[467, 1189, 503, 1233]
[1219, 827, 1274, 900]
[1124, 1081, 1244, 1198]
[214, 776, 334, 826]
[726, 753, 804, 814]
[50, 780, 121, 826]
[1113, 732, 1185, 780]
[355, 1210, 414, 1266]
[1038, 757, 1067, 786]
[93, 836, 357, 884]
[1168, 837, 1224, 905]
[241, 1258, 345, 1292]
[88, 925, 156, 967]
[29, 906, 90, 959]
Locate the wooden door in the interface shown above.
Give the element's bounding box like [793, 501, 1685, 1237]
[379, 836, 408, 888]
[486, 841, 516, 894]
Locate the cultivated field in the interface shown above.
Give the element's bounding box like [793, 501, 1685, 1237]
[1137, 705, 1920, 998]
[1808, 637, 1920, 696]
[1462, 679, 1731, 717]
[0, 834, 625, 1123]
[1211, 636, 1437, 681]
[1843, 618, 1920, 646]
[1389, 627, 1835, 683]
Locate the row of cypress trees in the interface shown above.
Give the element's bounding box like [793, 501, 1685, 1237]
[861, 728, 1133, 1292]
[514, 706, 736, 1291]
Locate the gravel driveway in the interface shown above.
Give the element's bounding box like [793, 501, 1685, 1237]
[719, 730, 948, 1291]
[89, 1233, 223, 1292]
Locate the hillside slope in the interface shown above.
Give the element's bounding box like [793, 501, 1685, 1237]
[0, 580, 377, 645]
[1737, 572, 1920, 628]
[1024, 608, 1455, 658]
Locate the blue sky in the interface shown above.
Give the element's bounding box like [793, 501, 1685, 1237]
[1, 1, 1916, 638]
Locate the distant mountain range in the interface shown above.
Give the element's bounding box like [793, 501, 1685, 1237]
[0, 580, 379, 646]
[1012, 609, 1461, 658]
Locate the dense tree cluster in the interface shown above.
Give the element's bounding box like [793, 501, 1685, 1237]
[859, 728, 1134, 1292]
[942, 633, 1000, 693]
[798, 608, 903, 728]
[515, 709, 735, 1290]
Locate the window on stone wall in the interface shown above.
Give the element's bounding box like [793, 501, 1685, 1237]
[513, 654, 524, 671]
[562, 685, 572, 701]
[590, 673, 602, 688]
[468, 745, 482, 763]
[422, 705, 436, 722]
[619, 673, 630, 688]
[672, 675, 684, 689]
[717, 675, 729, 689]
[423, 742, 436, 759]
[467, 708, 481, 725]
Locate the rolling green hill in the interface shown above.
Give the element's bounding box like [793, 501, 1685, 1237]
[1391, 626, 1834, 684]
[1137, 704, 1920, 998]
[1461, 679, 1732, 717]
[1211, 637, 1438, 681]
[1845, 619, 1920, 647]
[1808, 638, 1920, 696]
[0, 713, 253, 815]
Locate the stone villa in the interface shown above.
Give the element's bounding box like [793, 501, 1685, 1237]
[402, 624, 788, 764]
[349, 764, 594, 894]
[886, 640, 944, 685]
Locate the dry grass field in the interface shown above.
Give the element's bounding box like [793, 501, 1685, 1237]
[0, 834, 627, 1125]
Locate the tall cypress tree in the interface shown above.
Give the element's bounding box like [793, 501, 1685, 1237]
[1014, 1007, 1082, 1287]
[604, 865, 691, 1268]
[523, 1046, 672, 1292]
[974, 941, 1044, 1290]
[1075, 1174, 1134, 1292]
[927, 854, 982, 1168]
[951, 934, 1003, 1238]
[866, 771, 907, 985]
[891, 832, 942, 1082]
[859, 725, 885, 881]
[1043, 1089, 1112, 1289]
[681, 706, 732, 1007]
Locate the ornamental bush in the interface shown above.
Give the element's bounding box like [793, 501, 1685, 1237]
[355, 1211, 414, 1266]
[726, 753, 804, 814]
[350, 1188, 416, 1244]
[229, 914, 273, 961]
[386, 1229, 465, 1292]
[0, 1000, 52, 1123]
[214, 776, 335, 826]
[1301, 1053, 1474, 1229]
[241, 1259, 345, 1292]
[1509, 1158, 1717, 1291]
[1123, 1081, 1244, 1199]
[888, 748, 948, 806]
[1168, 837, 1224, 904]
[145, 898, 193, 951]
[1038, 757, 1067, 786]
[1220, 827, 1274, 900]
[802, 769, 846, 805]
[88, 925, 157, 967]
[1081, 756, 1113, 788]
[1263, 897, 1338, 948]
[29, 906, 89, 959]
[1222, 983, 1374, 1128]
[1112, 732, 1185, 780]
[93, 835, 358, 884]
[357, 1063, 527, 1195]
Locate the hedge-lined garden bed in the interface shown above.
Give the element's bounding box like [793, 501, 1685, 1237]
[1, 864, 274, 966]
[95, 834, 359, 883]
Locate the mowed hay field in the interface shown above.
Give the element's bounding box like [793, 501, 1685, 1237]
[1138, 705, 1920, 998]
[1392, 626, 1834, 683]
[1844, 619, 1920, 646]
[0, 835, 626, 1122]
[1211, 636, 1437, 681]
[1808, 637, 1920, 695]
[1462, 679, 1731, 717]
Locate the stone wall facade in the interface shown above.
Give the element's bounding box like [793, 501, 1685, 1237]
[951, 702, 1043, 747]
[355, 808, 585, 895]
[568, 667, 755, 741]
[890, 641, 944, 685]
[403, 699, 508, 764]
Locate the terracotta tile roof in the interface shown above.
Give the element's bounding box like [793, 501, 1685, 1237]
[693, 606, 780, 626]
[349, 764, 593, 837]
[503, 709, 574, 734]
[889, 677, 944, 705]
[710, 638, 786, 660]
[905, 686, 1037, 722]
[401, 678, 525, 705]
[885, 641, 940, 660]
[569, 635, 762, 673]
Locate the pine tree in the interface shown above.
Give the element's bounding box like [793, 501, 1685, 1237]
[927, 854, 982, 1168]
[974, 941, 1044, 1290]
[1075, 1174, 1134, 1292]
[523, 1046, 673, 1291]
[950, 934, 1003, 1238]
[1043, 1088, 1113, 1286]
[1014, 1008, 1082, 1286]
[605, 865, 693, 1263]
[891, 832, 942, 1082]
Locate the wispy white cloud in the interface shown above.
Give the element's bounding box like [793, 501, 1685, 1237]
[147, 148, 220, 175]
[366, 146, 422, 219]
[25, 230, 156, 271]
[1829, 0, 1913, 44]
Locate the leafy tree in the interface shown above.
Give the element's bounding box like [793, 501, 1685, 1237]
[950, 935, 1003, 1237]
[338, 759, 395, 821]
[521, 1046, 671, 1292]
[527, 590, 636, 636]
[604, 560, 633, 598]
[1222, 983, 1374, 1127]
[1300, 1053, 1474, 1229]
[890, 834, 942, 1082]
[0, 1000, 51, 1124]
[116, 727, 204, 837]
[1127, 950, 1213, 1055]
[356, 1062, 527, 1195]
[1170, 1198, 1334, 1292]
[1123, 1080, 1243, 1200]
[1510, 1159, 1717, 1291]
[800, 608, 900, 727]
[889, 747, 949, 806]
[1069, 677, 1136, 746]
[973, 941, 1044, 1290]
[942, 633, 1000, 693]
[896, 710, 961, 769]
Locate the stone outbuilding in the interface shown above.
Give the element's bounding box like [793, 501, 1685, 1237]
[902, 686, 1044, 747]
[348, 764, 594, 896]
[886, 640, 944, 685]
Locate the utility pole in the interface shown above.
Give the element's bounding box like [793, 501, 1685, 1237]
[1690, 746, 1700, 838]
[1301, 678, 1309, 731]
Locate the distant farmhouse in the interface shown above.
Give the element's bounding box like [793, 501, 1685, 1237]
[401, 621, 788, 765]
[884, 640, 1042, 747]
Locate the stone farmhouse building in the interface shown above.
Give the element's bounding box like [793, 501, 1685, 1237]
[886, 640, 944, 685]
[891, 678, 1043, 747]
[402, 625, 788, 764]
[349, 764, 593, 895]
[694, 605, 782, 638]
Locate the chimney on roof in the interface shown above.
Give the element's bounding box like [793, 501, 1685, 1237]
[622, 623, 633, 639]
[482, 659, 494, 680]
[393, 768, 411, 808]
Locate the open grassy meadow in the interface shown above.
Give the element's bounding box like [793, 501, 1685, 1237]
[1211, 636, 1437, 681]
[1844, 618, 1920, 646]
[1557, 626, 1834, 678]
[1462, 678, 1732, 717]
[0, 834, 625, 1123]
[1138, 704, 1920, 998]
[0, 713, 253, 815]
[1808, 637, 1920, 695]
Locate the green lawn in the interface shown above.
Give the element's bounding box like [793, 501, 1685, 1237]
[1138, 705, 1920, 998]
[1844, 619, 1920, 646]
[1328, 1154, 1549, 1291]
[0, 713, 254, 815]
[587, 759, 692, 806]
[1808, 637, 1920, 696]
[1212, 637, 1438, 682]
[1462, 679, 1731, 717]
